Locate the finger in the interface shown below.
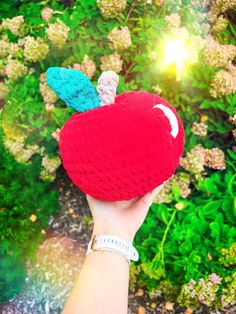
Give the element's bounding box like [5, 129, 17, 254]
[138, 182, 165, 208]
[150, 184, 164, 200]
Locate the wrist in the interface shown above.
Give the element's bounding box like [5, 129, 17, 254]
[92, 221, 135, 243]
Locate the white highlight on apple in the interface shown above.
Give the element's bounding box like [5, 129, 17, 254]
[153, 104, 179, 138]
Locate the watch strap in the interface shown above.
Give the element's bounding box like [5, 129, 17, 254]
[86, 234, 139, 263]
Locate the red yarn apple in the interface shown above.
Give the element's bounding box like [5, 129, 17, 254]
[58, 91, 185, 201]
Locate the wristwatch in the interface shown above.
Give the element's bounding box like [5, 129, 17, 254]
[86, 234, 139, 265]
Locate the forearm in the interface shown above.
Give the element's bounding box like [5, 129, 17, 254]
[62, 224, 134, 314]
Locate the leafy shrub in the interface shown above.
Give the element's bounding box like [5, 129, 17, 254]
[0, 128, 59, 303]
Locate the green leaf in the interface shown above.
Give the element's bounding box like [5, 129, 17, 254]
[200, 200, 221, 218]
[228, 227, 236, 239]
[226, 173, 236, 197]
[227, 149, 236, 161]
[191, 216, 208, 234]
[156, 204, 170, 225]
[204, 178, 218, 194]
[179, 239, 193, 255]
[222, 198, 233, 211]
[142, 238, 160, 248]
[210, 222, 220, 239]
[171, 184, 181, 201]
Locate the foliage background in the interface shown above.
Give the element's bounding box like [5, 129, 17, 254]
[0, 0, 235, 310]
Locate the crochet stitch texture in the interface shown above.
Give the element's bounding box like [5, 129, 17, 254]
[58, 91, 185, 201]
[46, 67, 100, 112]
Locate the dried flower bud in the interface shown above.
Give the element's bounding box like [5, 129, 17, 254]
[165, 13, 181, 28]
[6, 58, 28, 81]
[2, 15, 25, 36]
[0, 38, 10, 58]
[180, 145, 206, 174]
[191, 122, 208, 137]
[46, 19, 70, 47]
[210, 69, 236, 98]
[204, 36, 236, 67]
[205, 147, 226, 170]
[40, 155, 61, 181]
[24, 36, 49, 62]
[73, 55, 96, 79]
[0, 82, 9, 100]
[108, 26, 132, 50]
[97, 0, 127, 18]
[41, 7, 54, 21]
[100, 53, 123, 74]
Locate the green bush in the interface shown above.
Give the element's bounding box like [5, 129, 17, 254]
[133, 151, 236, 308]
[0, 128, 59, 303]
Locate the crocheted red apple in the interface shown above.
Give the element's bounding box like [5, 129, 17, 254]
[46, 68, 185, 201]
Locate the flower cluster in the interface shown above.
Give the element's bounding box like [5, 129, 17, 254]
[5, 57, 28, 81]
[205, 147, 226, 170]
[46, 19, 70, 47]
[129, 264, 140, 293]
[0, 37, 10, 58]
[219, 242, 236, 266]
[212, 16, 228, 35]
[228, 64, 236, 78]
[191, 122, 208, 137]
[2, 15, 25, 36]
[212, 64, 236, 98]
[228, 112, 236, 138]
[96, 0, 127, 18]
[178, 273, 222, 309]
[4, 137, 42, 164]
[180, 145, 226, 174]
[51, 128, 61, 142]
[0, 82, 9, 100]
[9, 43, 23, 58]
[100, 53, 123, 73]
[39, 72, 58, 108]
[180, 145, 206, 174]
[24, 36, 49, 62]
[210, 68, 236, 98]
[165, 13, 181, 28]
[217, 273, 236, 308]
[209, 0, 236, 21]
[203, 36, 236, 67]
[154, 172, 191, 204]
[108, 26, 132, 51]
[41, 7, 54, 21]
[73, 55, 96, 79]
[40, 155, 61, 181]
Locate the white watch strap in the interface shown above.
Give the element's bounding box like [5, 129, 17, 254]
[86, 234, 139, 263]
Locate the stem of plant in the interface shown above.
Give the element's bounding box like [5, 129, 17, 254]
[153, 208, 177, 265]
[125, 1, 137, 23]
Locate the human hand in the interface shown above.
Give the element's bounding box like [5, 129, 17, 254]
[86, 183, 166, 242]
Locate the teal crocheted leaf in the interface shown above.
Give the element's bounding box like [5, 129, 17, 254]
[46, 67, 100, 112]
